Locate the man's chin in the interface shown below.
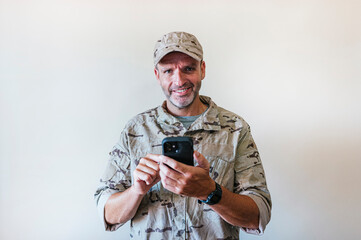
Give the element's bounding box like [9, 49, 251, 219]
[170, 101, 191, 109]
[169, 97, 193, 109]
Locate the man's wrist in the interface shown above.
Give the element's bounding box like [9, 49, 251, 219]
[129, 185, 147, 198]
[198, 179, 216, 200]
[198, 181, 222, 205]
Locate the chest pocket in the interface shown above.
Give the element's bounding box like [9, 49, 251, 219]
[205, 156, 234, 190]
[199, 142, 236, 191]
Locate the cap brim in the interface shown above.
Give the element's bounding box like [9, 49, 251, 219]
[154, 46, 202, 66]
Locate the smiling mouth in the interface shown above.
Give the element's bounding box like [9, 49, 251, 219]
[173, 87, 191, 93]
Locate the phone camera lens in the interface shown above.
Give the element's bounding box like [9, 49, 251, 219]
[165, 143, 172, 152]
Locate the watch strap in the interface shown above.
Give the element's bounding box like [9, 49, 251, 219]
[198, 182, 222, 205]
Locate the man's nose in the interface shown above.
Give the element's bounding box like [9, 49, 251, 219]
[173, 69, 186, 86]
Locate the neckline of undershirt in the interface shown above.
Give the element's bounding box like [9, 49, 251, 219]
[175, 106, 209, 129]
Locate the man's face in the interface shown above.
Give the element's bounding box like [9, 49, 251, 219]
[154, 52, 205, 110]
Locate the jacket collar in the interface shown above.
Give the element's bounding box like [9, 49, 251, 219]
[157, 95, 221, 132]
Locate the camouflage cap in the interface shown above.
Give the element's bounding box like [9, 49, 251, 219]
[153, 31, 203, 66]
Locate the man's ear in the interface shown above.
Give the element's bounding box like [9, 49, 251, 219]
[201, 61, 206, 80]
[154, 67, 160, 83]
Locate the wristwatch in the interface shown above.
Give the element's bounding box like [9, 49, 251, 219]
[198, 182, 222, 205]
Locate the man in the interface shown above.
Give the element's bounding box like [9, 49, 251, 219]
[95, 32, 271, 239]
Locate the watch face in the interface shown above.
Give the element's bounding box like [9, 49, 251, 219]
[207, 183, 222, 205]
[198, 182, 222, 205]
[211, 194, 221, 203]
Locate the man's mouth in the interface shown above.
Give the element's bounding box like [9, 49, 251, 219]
[173, 87, 192, 93]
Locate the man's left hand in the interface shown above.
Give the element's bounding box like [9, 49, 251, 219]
[148, 151, 215, 200]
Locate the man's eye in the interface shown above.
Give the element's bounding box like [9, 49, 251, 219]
[185, 67, 195, 72]
[164, 69, 172, 74]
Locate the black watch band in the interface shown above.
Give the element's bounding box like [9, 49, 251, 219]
[198, 182, 222, 205]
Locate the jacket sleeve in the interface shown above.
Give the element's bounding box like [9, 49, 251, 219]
[234, 122, 272, 235]
[94, 130, 132, 231]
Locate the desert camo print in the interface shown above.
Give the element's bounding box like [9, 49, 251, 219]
[94, 96, 271, 240]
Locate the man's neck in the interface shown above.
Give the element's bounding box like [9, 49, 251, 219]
[165, 97, 208, 117]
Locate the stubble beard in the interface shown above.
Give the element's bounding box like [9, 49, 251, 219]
[164, 81, 202, 110]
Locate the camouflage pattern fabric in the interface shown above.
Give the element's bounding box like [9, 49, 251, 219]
[94, 96, 272, 240]
[153, 31, 203, 66]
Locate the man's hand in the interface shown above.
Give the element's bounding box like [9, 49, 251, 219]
[105, 154, 161, 225]
[154, 151, 260, 229]
[132, 154, 161, 195]
[148, 151, 215, 199]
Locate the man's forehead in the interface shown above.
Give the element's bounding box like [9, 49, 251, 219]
[158, 52, 200, 65]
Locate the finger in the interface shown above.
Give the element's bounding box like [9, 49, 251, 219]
[134, 168, 157, 185]
[143, 153, 163, 163]
[159, 162, 182, 182]
[136, 163, 158, 176]
[159, 170, 178, 191]
[154, 174, 161, 184]
[159, 155, 188, 174]
[139, 157, 160, 171]
[193, 151, 210, 170]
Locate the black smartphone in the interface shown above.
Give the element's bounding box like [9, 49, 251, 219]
[162, 137, 194, 166]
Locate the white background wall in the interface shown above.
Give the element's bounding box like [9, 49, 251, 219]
[1, 0, 360, 239]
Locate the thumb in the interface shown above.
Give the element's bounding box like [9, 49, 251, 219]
[193, 151, 210, 170]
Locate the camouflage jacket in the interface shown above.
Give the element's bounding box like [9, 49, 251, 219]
[94, 96, 271, 240]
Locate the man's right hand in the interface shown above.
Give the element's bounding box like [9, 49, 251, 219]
[132, 154, 161, 195]
[105, 154, 161, 225]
